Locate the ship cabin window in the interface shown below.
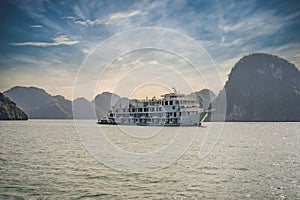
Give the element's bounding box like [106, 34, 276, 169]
[172, 106, 175, 110]
[144, 108, 149, 112]
[175, 100, 179, 105]
[132, 108, 136, 112]
[165, 101, 168, 105]
[138, 108, 142, 112]
[169, 101, 173, 105]
[174, 112, 177, 117]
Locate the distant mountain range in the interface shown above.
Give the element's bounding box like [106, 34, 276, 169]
[212, 53, 300, 121]
[4, 86, 95, 119]
[3, 86, 213, 119]
[4, 87, 73, 119]
[0, 93, 28, 120]
[3, 53, 299, 121]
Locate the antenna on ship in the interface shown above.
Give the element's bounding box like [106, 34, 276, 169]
[172, 87, 177, 94]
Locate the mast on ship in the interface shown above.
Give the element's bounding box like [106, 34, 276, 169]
[172, 87, 177, 94]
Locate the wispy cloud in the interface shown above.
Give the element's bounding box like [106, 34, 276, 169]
[74, 19, 102, 26]
[29, 24, 43, 28]
[220, 11, 283, 42]
[11, 35, 79, 47]
[105, 10, 145, 25]
[81, 48, 90, 54]
[72, 10, 144, 26]
[292, 52, 300, 68]
[61, 16, 75, 19]
[108, 10, 142, 20]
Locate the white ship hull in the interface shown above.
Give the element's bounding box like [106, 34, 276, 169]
[105, 111, 208, 126]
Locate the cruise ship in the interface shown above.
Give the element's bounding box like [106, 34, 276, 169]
[97, 90, 209, 126]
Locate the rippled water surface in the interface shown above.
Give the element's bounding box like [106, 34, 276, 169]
[0, 121, 299, 199]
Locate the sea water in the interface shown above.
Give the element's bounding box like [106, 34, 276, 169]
[0, 120, 299, 199]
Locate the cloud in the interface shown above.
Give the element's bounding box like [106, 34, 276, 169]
[11, 35, 79, 47]
[293, 52, 300, 59]
[29, 25, 43, 28]
[61, 11, 102, 27]
[292, 53, 300, 68]
[74, 19, 102, 26]
[220, 11, 283, 39]
[108, 10, 142, 20]
[73, 10, 144, 26]
[61, 16, 75, 19]
[81, 48, 90, 54]
[105, 10, 144, 25]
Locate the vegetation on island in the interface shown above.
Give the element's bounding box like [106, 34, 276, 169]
[0, 93, 28, 120]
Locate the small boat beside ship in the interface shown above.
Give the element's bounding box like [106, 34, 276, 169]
[97, 118, 117, 125]
[97, 90, 210, 126]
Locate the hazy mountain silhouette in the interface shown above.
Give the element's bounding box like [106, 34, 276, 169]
[4, 86, 52, 114]
[213, 53, 300, 121]
[73, 97, 106, 119]
[93, 92, 135, 118]
[93, 92, 121, 112]
[3, 87, 123, 119]
[192, 89, 216, 109]
[4, 86, 72, 119]
[0, 93, 28, 120]
[30, 95, 73, 119]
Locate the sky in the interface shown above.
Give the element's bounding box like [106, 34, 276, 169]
[0, 0, 299, 100]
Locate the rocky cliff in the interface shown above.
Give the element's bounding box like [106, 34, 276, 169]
[213, 53, 300, 121]
[0, 93, 28, 120]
